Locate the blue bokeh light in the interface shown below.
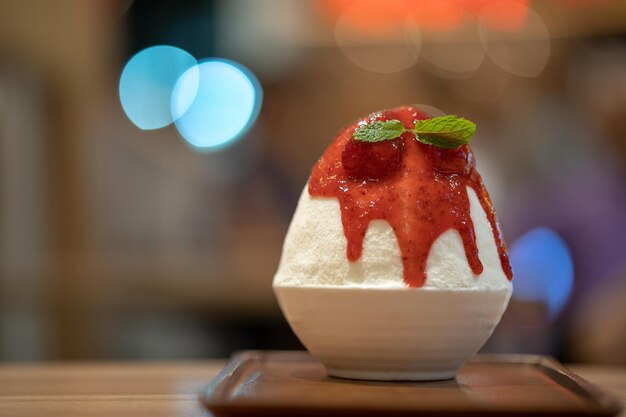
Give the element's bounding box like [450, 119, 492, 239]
[510, 228, 574, 318]
[119, 45, 198, 130]
[171, 59, 262, 151]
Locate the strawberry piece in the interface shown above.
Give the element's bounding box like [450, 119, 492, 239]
[342, 138, 403, 181]
[426, 144, 474, 176]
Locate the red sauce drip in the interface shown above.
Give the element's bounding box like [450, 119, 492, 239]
[308, 106, 513, 288]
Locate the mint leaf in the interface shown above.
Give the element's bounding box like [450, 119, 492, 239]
[351, 115, 476, 149]
[353, 120, 405, 143]
[413, 115, 476, 149]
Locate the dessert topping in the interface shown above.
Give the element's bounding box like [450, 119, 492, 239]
[309, 106, 513, 287]
[341, 137, 404, 181]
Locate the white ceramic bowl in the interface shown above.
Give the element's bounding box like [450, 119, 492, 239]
[274, 285, 511, 381]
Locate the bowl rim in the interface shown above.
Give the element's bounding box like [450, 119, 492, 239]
[273, 284, 512, 293]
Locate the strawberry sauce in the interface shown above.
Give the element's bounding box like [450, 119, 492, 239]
[308, 106, 513, 287]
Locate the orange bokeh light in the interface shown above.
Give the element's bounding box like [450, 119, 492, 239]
[328, 0, 412, 36]
[315, 0, 531, 33]
[406, 0, 468, 31]
[479, 0, 530, 32]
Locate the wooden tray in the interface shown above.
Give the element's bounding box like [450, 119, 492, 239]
[201, 351, 622, 417]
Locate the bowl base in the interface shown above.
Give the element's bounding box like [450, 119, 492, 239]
[326, 367, 457, 382]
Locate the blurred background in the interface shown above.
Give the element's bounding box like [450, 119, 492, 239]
[0, 0, 625, 364]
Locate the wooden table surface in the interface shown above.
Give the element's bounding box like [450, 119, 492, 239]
[0, 359, 624, 417]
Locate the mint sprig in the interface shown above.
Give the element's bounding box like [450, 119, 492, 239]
[414, 116, 476, 149]
[353, 120, 405, 142]
[352, 115, 476, 149]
